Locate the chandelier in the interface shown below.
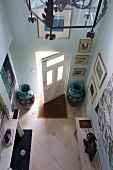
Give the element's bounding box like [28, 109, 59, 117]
[25, 0, 108, 40]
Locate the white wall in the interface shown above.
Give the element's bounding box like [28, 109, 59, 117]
[83, 1, 113, 169]
[0, 0, 18, 115]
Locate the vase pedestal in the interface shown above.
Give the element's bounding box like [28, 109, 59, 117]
[67, 91, 85, 106]
[17, 95, 35, 109]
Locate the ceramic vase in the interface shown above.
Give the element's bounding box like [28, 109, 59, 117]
[17, 84, 35, 109]
[67, 82, 85, 106]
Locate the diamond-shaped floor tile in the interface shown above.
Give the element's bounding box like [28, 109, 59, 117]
[56, 123, 74, 145]
[66, 136, 79, 155]
[46, 160, 63, 170]
[33, 124, 52, 145]
[43, 136, 65, 158]
[31, 147, 53, 170]
[64, 118, 76, 132]
[29, 162, 37, 170]
[71, 160, 82, 170]
[43, 119, 67, 133]
[30, 137, 41, 156]
[55, 146, 76, 170]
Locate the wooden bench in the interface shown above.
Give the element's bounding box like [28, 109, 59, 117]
[75, 117, 102, 170]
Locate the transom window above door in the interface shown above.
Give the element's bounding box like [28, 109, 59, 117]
[47, 55, 64, 67]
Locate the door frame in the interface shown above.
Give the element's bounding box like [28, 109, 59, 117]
[36, 51, 72, 96]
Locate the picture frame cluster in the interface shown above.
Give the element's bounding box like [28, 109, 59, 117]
[73, 39, 107, 104]
[73, 39, 92, 77]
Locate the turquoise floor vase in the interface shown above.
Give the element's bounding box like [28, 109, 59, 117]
[17, 84, 35, 109]
[67, 82, 85, 106]
[68, 82, 84, 97]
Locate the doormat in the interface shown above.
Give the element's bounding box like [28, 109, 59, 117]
[38, 94, 67, 118]
[10, 130, 32, 170]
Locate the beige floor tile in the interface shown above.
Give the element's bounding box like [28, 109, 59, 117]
[55, 146, 76, 170]
[71, 160, 82, 170]
[30, 137, 41, 156]
[43, 136, 65, 158]
[43, 119, 66, 133]
[46, 160, 63, 170]
[33, 124, 52, 145]
[56, 123, 74, 145]
[66, 136, 80, 155]
[31, 147, 53, 170]
[29, 161, 37, 170]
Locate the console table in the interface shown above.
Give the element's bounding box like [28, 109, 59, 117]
[0, 110, 24, 170]
[75, 117, 102, 170]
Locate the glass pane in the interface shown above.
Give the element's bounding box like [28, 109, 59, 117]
[57, 66, 63, 81]
[47, 70, 52, 85]
[29, 0, 100, 27]
[47, 55, 64, 67]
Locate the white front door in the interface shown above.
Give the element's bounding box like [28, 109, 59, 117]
[42, 52, 69, 103]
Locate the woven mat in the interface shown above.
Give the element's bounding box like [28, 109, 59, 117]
[38, 94, 67, 118]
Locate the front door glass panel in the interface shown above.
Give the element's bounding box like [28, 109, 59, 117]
[57, 66, 63, 81]
[47, 70, 52, 85]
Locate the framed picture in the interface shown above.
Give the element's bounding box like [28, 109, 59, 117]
[37, 9, 72, 38]
[94, 53, 107, 88]
[79, 120, 92, 128]
[88, 76, 97, 103]
[0, 54, 16, 100]
[72, 68, 86, 76]
[78, 39, 92, 52]
[75, 55, 89, 65]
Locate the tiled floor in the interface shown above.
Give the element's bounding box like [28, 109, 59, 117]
[19, 95, 83, 170]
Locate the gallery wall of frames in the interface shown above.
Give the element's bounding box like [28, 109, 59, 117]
[74, 39, 107, 105]
[73, 39, 92, 77]
[75, 39, 113, 168]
